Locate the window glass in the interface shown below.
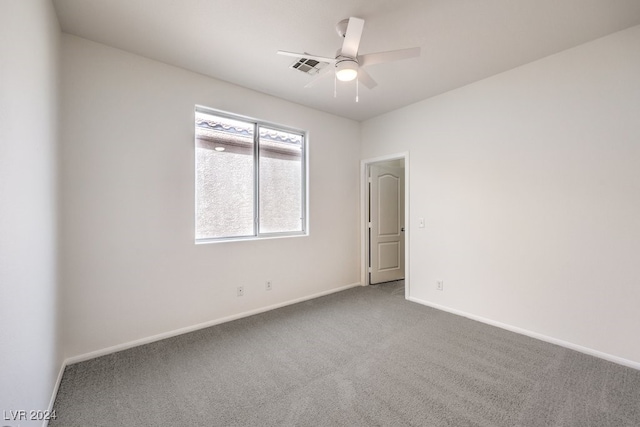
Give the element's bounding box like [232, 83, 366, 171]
[259, 126, 303, 234]
[195, 108, 306, 241]
[195, 112, 254, 239]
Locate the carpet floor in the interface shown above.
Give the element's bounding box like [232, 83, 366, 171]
[51, 281, 640, 426]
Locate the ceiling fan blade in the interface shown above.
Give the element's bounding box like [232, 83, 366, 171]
[341, 17, 364, 58]
[359, 47, 421, 67]
[304, 66, 333, 88]
[357, 68, 377, 89]
[277, 50, 336, 64]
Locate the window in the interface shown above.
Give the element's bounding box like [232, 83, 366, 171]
[195, 107, 306, 241]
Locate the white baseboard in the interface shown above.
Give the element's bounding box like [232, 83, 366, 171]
[43, 361, 67, 427]
[65, 282, 362, 365]
[408, 296, 640, 371]
[46, 284, 636, 421]
[47, 284, 360, 422]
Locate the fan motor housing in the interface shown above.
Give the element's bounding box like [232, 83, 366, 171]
[335, 18, 349, 38]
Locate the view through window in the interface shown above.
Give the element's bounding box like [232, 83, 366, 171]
[195, 108, 306, 241]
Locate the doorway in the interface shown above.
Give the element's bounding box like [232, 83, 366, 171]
[361, 153, 409, 298]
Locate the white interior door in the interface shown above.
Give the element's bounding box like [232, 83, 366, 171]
[370, 163, 405, 284]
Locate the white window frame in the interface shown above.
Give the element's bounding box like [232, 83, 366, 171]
[195, 106, 308, 243]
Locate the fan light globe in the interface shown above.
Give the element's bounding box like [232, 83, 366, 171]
[335, 60, 358, 82]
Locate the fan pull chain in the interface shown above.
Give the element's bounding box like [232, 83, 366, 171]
[334, 73, 337, 98]
[356, 76, 359, 102]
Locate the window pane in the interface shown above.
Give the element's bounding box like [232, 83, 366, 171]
[258, 126, 303, 233]
[195, 111, 254, 239]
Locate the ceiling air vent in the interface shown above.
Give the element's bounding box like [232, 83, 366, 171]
[290, 57, 328, 75]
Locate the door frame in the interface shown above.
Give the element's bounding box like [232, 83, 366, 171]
[360, 152, 410, 299]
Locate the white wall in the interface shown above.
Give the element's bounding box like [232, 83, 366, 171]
[362, 25, 640, 365]
[59, 35, 361, 358]
[0, 0, 61, 424]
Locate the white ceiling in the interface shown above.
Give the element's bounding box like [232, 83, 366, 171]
[52, 0, 640, 121]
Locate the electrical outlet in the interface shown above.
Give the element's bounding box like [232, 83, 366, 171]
[265, 281, 272, 291]
[436, 280, 444, 291]
[237, 286, 244, 297]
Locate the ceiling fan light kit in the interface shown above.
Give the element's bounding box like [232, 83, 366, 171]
[335, 59, 358, 82]
[277, 17, 420, 100]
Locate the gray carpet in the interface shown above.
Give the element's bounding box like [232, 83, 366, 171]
[51, 281, 640, 426]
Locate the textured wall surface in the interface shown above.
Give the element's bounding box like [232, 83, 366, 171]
[59, 34, 361, 359]
[362, 25, 640, 365]
[0, 1, 62, 425]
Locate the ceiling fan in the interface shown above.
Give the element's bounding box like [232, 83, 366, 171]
[277, 17, 420, 94]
